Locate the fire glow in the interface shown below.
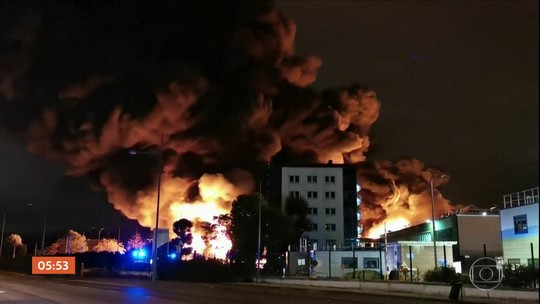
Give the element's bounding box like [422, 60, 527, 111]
[0, 2, 458, 259]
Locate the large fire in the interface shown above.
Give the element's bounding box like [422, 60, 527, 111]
[105, 172, 251, 260]
[0, 2, 457, 259]
[358, 160, 454, 239]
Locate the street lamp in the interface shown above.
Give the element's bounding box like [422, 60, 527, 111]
[430, 174, 447, 269]
[256, 181, 262, 282]
[97, 227, 105, 243]
[129, 134, 163, 282]
[41, 211, 47, 255]
[27, 203, 48, 255]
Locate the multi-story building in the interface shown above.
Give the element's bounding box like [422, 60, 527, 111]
[270, 164, 359, 249]
[500, 187, 539, 267]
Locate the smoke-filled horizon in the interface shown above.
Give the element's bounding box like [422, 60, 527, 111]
[1, 1, 456, 247]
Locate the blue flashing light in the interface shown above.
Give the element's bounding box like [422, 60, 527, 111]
[168, 253, 177, 259]
[132, 249, 147, 259]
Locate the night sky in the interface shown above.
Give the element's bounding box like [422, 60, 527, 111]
[0, 1, 538, 245]
[278, 0, 539, 205]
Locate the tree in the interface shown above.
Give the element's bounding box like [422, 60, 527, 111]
[173, 218, 194, 256]
[219, 194, 297, 276]
[7, 234, 23, 259]
[221, 194, 260, 275]
[284, 195, 312, 241]
[44, 230, 88, 255]
[127, 232, 146, 250]
[93, 238, 126, 254]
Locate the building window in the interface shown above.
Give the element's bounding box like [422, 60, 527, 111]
[341, 257, 358, 268]
[289, 191, 300, 198]
[363, 257, 379, 269]
[308, 207, 318, 215]
[310, 223, 318, 231]
[307, 175, 317, 183]
[325, 191, 336, 199]
[325, 208, 336, 215]
[514, 214, 528, 234]
[326, 239, 336, 247]
[507, 258, 521, 265]
[325, 176, 335, 183]
[528, 259, 539, 269]
[289, 175, 299, 183]
[307, 191, 318, 199]
[325, 223, 336, 231]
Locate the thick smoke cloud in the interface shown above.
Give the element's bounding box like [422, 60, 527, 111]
[0, 1, 378, 236]
[357, 158, 453, 237]
[0, 1, 452, 241]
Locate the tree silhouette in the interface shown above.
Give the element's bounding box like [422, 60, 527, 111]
[44, 230, 88, 255]
[284, 195, 312, 241]
[173, 218, 193, 256]
[7, 234, 23, 259]
[127, 232, 146, 250]
[93, 238, 126, 253]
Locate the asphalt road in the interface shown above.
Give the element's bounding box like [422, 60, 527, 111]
[0, 271, 455, 304]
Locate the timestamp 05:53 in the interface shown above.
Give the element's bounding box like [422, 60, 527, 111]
[32, 256, 76, 274]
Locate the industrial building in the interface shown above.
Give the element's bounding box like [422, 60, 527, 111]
[500, 187, 539, 268]
[384, 209, 502, 275]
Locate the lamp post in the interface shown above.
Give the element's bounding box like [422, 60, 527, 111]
[430, 174, 447, 269]
[40, 211, 47, 255]
[27, 203, 48, 255]
[97, 227, 105, 243]
[129, 133, 163, 282]
[256, 181, 262, 282]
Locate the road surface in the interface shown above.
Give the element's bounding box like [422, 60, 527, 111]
[0, 271, 455, 304]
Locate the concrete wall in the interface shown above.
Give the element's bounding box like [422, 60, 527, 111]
[264, 278, 539, 301]
[457, 215, 502, 257]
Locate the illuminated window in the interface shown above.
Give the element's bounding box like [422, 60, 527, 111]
[307, 175, 317, 183]
[325, 223, 336, 231]
[514, 214, 528, 234]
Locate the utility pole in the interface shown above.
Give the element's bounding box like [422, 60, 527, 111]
[256, 180, 262, 282]
[0, 211, 5, 258]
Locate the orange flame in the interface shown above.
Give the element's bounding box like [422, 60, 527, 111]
[104, 173, 249, 260]
[365, 185, 454, 239]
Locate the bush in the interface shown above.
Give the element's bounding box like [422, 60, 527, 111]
[423, 266, 464, 283]
[158, 258, 236, 282]
[0, 256, 32, 274]
[343, 269, 381, 280]
[502, 265, 539, 288]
